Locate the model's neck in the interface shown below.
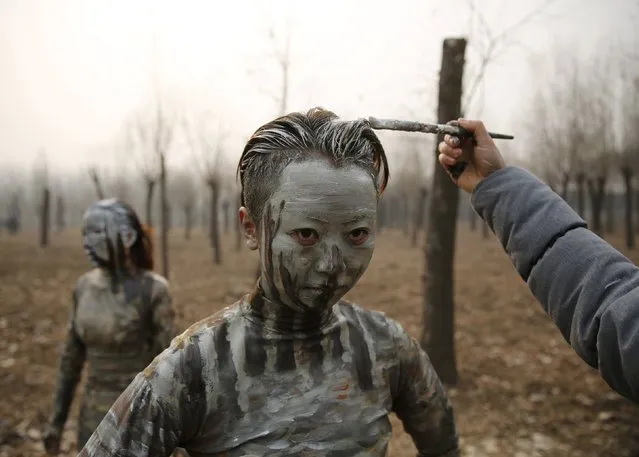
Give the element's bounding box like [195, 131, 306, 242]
[248, 284, 334, 334]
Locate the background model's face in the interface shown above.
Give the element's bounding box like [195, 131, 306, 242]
[82, 210, 110, 266]
[260, 158, 378, 312]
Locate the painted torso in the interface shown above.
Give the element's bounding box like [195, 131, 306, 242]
[49, 268, 173, 448]
[79, 292, 460, 457]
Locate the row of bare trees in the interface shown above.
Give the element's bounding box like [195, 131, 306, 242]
[523, 49, 639, 248]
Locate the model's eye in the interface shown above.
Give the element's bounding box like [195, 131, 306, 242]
[291, 228, 319, 246]
[348, 228, 370, 245]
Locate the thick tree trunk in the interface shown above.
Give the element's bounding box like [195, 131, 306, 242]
[421, 37, 466, 386]
[623, 167, 635, 248]
[587, 176, 606, 237]
[145, 180, 156, 227]
[209, 181, 222, 265]
[160, 155, 169, 279]
[411, 187, 428, 247]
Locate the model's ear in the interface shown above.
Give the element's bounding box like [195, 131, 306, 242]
[239, 207, 258, 250]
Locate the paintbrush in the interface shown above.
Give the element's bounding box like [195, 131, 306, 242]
[367, 116, 514, 179]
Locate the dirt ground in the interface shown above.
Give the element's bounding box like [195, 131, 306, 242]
[1, 227, 638, 457]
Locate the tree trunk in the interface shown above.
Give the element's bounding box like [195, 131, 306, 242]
[146, 180, 156, 227]
[622, 167, 635, 249]
[421, 37, 466, 386]
[89, 169, 105, 200]
[7, 193, 21, 235]
[39, 188, 50, 247]
[209, 181, 222, 265]
[575, 172, 586, 219]
[184, 204, 193, 240]
[587, 176, 606, 237]
[605, 191, 615, 235]
[411, 187, 428, 247]
[160, 155, 169, 279]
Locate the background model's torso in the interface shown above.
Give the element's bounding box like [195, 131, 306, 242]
[73, 268, 166, 439]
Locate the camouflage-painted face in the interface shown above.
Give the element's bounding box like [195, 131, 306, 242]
[81, 199, 137, 269]
[260, 159, 377, 312]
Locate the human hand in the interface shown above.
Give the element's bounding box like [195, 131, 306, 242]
[42, 424, 62, 455]
[438, 119, 506, 193]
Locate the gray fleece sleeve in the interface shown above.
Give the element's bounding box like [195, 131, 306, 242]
[471, 166, 639, 403]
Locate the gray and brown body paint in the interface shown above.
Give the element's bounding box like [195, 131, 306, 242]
[78, 292, 459, 457]
[49, 268, 173, 448]
[78, 159, 459, 457]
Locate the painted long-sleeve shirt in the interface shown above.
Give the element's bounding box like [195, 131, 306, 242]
[49, 268, 174, 446]
[78, 290, 459, 457]
[472, 166, 639, 402]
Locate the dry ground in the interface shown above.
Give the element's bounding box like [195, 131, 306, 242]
[1, 227, 638, 457]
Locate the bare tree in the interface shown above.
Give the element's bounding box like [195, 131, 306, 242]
[422, 38, 467, 386]
[619, 72, 639, 248]
[88, 166, 106, 200]
[129, 114, 161, 227]
[248, 19, 293, 116]
[128, 103, 175, 278]
[184, 113, 226, 265]
[170, 167, 197, 240]
[33, 150, 51, 247]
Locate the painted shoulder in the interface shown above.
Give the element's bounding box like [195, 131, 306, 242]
[141, 299, 245, 383]
[143, 270, 169, 289]
[335, 300, 409, 341]
[142, 270, 171, 299]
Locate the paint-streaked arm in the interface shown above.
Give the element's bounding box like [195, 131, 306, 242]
[77, 338, 208, 456]
[49, 287, 86, 433]
[391, 323, 460, 457]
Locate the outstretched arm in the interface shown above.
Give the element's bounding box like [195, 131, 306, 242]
[78, 374, 180, 457]
[49, 288, 86, 433]
[391, 322, 459, 457]
[77, 331, 207, 457]
[472, 166, 639, 402]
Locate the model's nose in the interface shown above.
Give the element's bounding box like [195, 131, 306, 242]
[315, 242, 346, 274]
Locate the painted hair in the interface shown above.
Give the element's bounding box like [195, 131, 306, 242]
[237, 107, 390, 225]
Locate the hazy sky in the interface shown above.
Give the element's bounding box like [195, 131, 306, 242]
[0, 0, 637, 177]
